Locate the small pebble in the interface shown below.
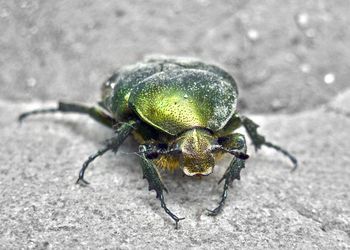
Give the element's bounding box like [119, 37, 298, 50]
[247, 29, 259, 41]
[324, 73, 335, 84]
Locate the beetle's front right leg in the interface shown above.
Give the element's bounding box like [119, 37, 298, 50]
[208, 133, 248, 216]
[139, 145, 184, 229]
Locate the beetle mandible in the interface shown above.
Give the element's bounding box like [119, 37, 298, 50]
[19, 56, 297, 228]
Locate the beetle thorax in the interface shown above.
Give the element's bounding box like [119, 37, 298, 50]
[176, 128, 215, 176]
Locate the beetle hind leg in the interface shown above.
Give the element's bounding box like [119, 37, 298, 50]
[241, 116, 298, 170]
[19, 101, 116, 128]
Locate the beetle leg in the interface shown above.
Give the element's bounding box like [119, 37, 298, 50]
[19, 101, 116, 128]
[208, 133, 247, 216]
[76, 121, 136, 185]
[139, 145, 184, 229]
[77, 146, 111, 185]
[241, 116, 298, 170]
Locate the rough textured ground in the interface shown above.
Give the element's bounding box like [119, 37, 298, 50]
[1, 96, 350, 249]
[1, 0, 350, 249]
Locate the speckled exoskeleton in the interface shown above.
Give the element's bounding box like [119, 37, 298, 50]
[19, 56, 297, 228]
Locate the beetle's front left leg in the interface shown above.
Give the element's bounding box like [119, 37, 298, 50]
[76, 120, 136, 185]
[139, 145, 184, 229]
[208, 133, 247, 216]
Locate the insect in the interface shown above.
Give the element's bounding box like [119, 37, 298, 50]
[19, 56, 297, 228]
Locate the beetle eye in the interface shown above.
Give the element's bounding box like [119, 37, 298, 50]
[217, 137, 227, 145]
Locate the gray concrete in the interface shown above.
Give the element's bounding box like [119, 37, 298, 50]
[1, 98, 350, 249]
[1, 1, 350, 249]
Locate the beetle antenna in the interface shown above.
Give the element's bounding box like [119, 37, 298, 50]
[225, 149, 249, 160]
[211, 145, 249, 160]
[118, 151, 141, 157]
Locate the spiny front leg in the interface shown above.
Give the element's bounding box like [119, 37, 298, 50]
[76, 120, 136, 185]
[208, 133, 247, 216]
[241, 115, 298, 171]
[139, 145, 184, 229]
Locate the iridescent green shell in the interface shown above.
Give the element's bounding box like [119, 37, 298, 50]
[102, 62, 163, 119]
[129, 69, 237, 135]
[102, 57, 238, 135]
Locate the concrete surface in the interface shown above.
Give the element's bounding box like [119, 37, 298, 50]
[1, 1, 350, 249]
[1, 96, 350, 249]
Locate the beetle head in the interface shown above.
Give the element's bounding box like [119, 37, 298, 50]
[176, 128, 215, 176]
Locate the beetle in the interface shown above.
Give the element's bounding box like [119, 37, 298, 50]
[19, 56, 297, 228]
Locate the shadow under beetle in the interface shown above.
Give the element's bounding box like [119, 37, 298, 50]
[19, 56, 297, 229]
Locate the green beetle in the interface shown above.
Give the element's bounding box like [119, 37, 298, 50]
[19, 56, 297, 228]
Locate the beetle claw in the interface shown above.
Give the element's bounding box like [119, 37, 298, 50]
[291, 162, 298, 172]
[76, 177, 90, 186]
[206, 207, 221, 216]
[174, 217, 185, 229]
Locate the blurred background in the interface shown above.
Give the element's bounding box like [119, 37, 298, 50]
[1, 0, 349, 113]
